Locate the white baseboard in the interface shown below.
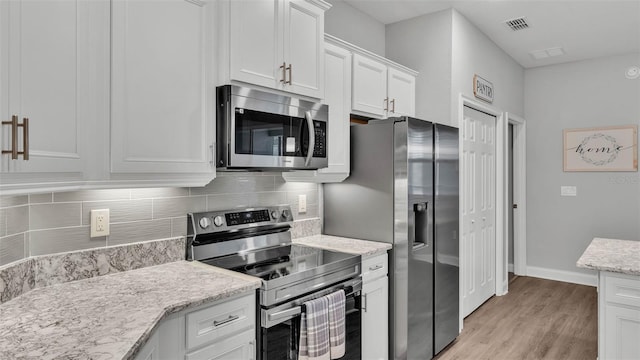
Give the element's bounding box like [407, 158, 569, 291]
[526, 266, 597, 287]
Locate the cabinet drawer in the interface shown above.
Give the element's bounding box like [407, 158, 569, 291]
[186, 294, 255, 350]
[186, 328, 255, 360]
[362, 253, 388, 282]
[604, 272, 640, 308]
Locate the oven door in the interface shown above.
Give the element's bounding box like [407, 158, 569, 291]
[258, 279, 362, 360]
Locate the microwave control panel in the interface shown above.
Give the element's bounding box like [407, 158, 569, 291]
[313, 121, 326, 158]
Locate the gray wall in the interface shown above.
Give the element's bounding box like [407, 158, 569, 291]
[524, 53, 640, 275]
[386, 10, 453, 125]
[386, 9, 524, 127]
[325, 0, 386, 57]
[450, 10, 524, 125]
[0, 173, 319, 266]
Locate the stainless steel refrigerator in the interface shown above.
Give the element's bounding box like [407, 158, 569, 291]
[323, 117, 459, 360]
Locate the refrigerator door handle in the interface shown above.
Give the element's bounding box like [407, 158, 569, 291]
[411, 202, 429, 251]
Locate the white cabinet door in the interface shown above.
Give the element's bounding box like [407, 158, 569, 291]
[387, 68, 416, 117]
[186, 329, 255, 360]
[227, 0, 325, 99]
[352, 53, 387, 118]
[281, 40, 350, 183]
[362, 275, 389, 360]
[134, 330, 160, 360]
[282, 0, 324, 98]
[111, 0, 214, 174]
[229, 0, 282, 90]
[0, 0, 108, 176]
[603, 304, 640, 360]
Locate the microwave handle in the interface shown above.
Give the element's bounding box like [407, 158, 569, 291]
[304, 111, 315, 167]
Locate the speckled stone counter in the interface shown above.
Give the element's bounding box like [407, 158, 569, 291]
[0, 261, 261, 360]
[577, 237, 640, 276]
[293, 234, 391, 257]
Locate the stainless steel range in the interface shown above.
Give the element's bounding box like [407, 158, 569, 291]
[187, 206, 363, 360]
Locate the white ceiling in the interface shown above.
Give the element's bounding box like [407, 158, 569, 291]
[343, 0, 640, 68]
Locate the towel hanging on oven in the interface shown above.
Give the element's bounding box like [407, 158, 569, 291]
[298, 289, 346, 360]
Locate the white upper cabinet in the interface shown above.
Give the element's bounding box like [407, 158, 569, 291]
[282, 37, 351, 183]
[387, 67, 416, 117]
[352, 54, 388, 118]
[111, 0, 215, 177]
[352, 52, 416, 120]
[0, 0, 109, 190]
[225, 0, 329, 99]
[229, 0, 280, 90]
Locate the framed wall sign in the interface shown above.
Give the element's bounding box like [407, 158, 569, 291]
[563, 125, 638, 172]
[473, 75, 493, 103]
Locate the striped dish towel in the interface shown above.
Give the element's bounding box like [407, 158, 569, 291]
[326, 290, 346, 359]
[299, 296, 331, 360]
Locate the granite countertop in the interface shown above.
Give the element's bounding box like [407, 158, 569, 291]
[0, 260, 261, 360]
[577, 237, 640, 276]
[293, 234, 392, 257]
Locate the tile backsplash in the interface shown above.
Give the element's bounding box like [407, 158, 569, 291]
[0, 172, 320, 267]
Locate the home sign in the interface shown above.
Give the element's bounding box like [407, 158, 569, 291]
[563, 125, 638, 172]
[473, 75, 493, 103]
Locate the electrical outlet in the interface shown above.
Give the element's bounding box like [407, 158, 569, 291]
[91, 209, 110, 238]
[298, 194, 307, 213]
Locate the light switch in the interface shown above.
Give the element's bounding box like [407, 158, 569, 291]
[298, 194, 307, 213]
[561, 186, 577, 197]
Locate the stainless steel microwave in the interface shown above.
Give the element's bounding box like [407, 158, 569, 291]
[216, 85, 328, 171]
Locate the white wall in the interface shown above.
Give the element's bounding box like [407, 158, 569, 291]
[386, 10, 452, 125]
[324, 0, 386, 56]
[525, 53, 640, 277]
[451, 10, 524, 124]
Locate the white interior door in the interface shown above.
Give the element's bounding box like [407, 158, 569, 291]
[462, 105, 496, 317]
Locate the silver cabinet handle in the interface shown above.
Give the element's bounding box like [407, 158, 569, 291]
[286, 63, 292, 85]
[383, 98, 389, 111]
[20, 117, 28, 160]
[1, 115, 18, 159]
[368, 264, 383, 271]
[391, 99, 396, 113]
[280, 62, 287, 83]
[362, 293, 368, 312]
[213, 314, 240, 327]
[304, 111, 314, 167]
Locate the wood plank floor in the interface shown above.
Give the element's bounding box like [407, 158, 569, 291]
[434, 276, 597, 360]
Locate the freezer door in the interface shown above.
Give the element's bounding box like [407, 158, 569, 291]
[434, 124, 460, 354]
[406, 118, 434, 359]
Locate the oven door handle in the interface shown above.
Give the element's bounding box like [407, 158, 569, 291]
[267, 307, 302, 322]
[304, 110, 315, 167]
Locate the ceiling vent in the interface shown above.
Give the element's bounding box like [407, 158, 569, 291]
[529, 47, 565, 60]
[504, 17, 530, 31]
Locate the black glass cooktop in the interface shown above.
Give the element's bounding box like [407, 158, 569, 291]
[202, 245, 358, 282]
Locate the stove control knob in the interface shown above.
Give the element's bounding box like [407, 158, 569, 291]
[281, 209, 290, 219]
[199, 217, 211, 229]
[213, 215, 224, 227]
[271, 210, 279, 220]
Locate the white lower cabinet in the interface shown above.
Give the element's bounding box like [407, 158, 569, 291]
[186, 329, 255, 360]
[361, 253, 389, 360]
[599, 271, 640, 360]
[134, 293, 255, 360]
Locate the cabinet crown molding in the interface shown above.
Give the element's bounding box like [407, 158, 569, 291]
[306, 0, 332, 11]
[325, 34, 419, 77]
